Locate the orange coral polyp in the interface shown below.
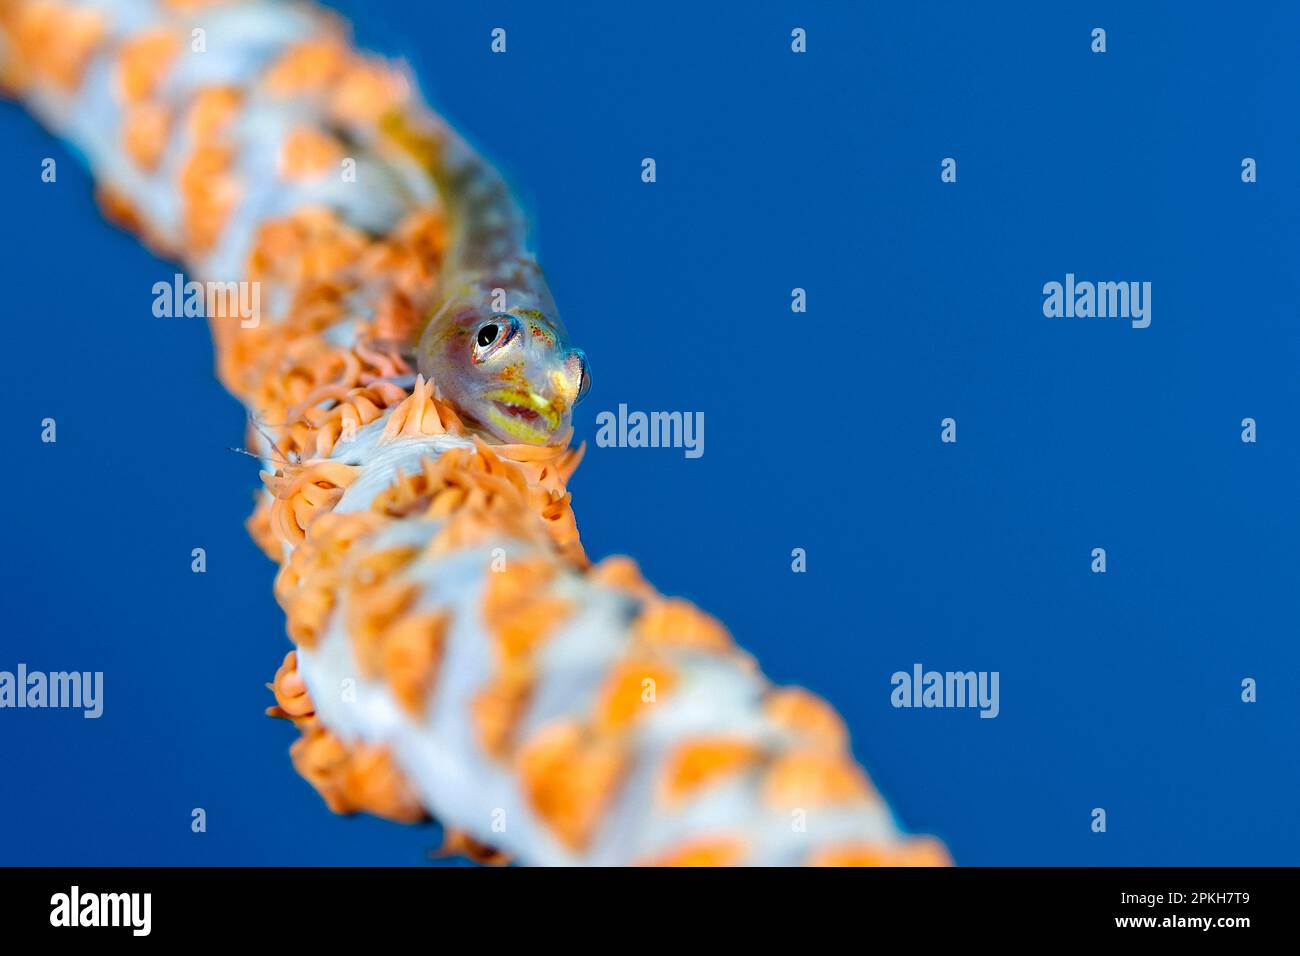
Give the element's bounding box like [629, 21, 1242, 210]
[264, 36, 350, 97]
[122, 102, 170, 171]
[808, 838, 952, 868]
[329, 59, 409, 123]
[346, 577, 419, 678]
[481, 557, 568, 662]
[291, 725, 427, 823]
[382, 610, 449, 718]
[116, 28, 179, 102]
[763, 751, 878, 810]
[471, 663, 535, 760]
[4, 2, 107, 92]
[264, 459, 361, 545]
[286, 380, 408, 461]
[633, 598, 734, 655]
[593, 657, 677, 732]
[270, 650, 316, 721]
[660, 739, 763, 805]
[588, 555, 655, 599]
[280, 125, 344, 181]
[516, 721, 627, 852]
[639, 838, 748, 868]
[186, 86, 243, 140]
[274, 511, 387, 648]
[764, 687, 850, 753]
[381, 374, 459, 440]
[178, 143, 239, 254]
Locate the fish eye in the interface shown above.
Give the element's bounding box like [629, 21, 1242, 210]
[567, 349, 591, 403]
[472, 315, 518, 362]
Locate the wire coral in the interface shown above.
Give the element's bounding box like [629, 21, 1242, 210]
[0, 0, 947, 867]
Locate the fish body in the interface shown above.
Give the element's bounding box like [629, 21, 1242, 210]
[378, 110, 588, 445]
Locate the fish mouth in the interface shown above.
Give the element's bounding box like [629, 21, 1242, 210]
[483, 388, 560, 443]
[500, 403, 542, 424]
